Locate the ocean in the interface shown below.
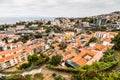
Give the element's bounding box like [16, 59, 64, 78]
[0, 17, 55, 25]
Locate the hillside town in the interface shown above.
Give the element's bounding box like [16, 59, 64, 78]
[0, 11, 120, 80]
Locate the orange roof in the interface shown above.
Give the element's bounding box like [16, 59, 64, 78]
[103, 38, 111, 42]
[109, 32, 118, 35]
[5, 55, 14, 61]
[93, 44, 105, 51]
[96, 31, 108, 34]
[71, 52, 78, 57]
[70, 48, 97, 66]
[0, 58, 5, 62]
[64, 50, 70, 55]
[53, 37, 59, 40]
[84, 38, 91, 42]
[16, 41, 23, 45]
[0, 47, 25, 56]
[88, 51, 96, 57]
[14, 52, 22, 58]
[3, 43, 13, 47]
[79, 48, 96, 57]
[0, 42, 46, 62]
[71, 56, 82, 62]
[52, 43, 59, 47]
[89, 33, 94, 37]
[76, 58, 87, 66]
[37, 43, 45, 47]
[25, 48, 32, 53]
[57, 50, 63, 54]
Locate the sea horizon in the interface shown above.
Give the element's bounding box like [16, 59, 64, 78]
[0, 17, 55, 25]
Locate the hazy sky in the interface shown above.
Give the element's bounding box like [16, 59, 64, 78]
[0, 0, 120, 17]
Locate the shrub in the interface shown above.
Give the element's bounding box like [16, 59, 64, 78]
[46, 65, 79, 73]
[52, 73, 57, 77]
[49, 54, 62, 66]
[6, 74, 25, 80]
[24, 74, 33, 80]
[34, 73, 44, 80]
[55, 75, 66, 80]
[18, 63, 30, 70]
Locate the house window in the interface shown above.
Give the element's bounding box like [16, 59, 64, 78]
[21, 55, 26, 61]
[0, 47, 3, 51]
[2, 55, 5, 58]
[13, 59, 16, 64]
[5, 61, 11, 67]
[0, 64, 2, 69]
[21, 57, 25, 61]
[7, 46, 11, 50]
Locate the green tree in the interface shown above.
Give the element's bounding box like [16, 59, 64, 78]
[54, 75, 66, 80]
[21, 35, 29, 43]
[46, 21, 51, 25]
[89, 37, 98, 43]
[49, 54, 62, 66]
[86, 37, 98, 46]
[25, 75, 33, 80]
[6, 74, 25, 80]
[35, 33, 42, 38]
[34, 73, 44, 80]
[112, 32, 120, 50]
[102, 49, 115, 62]
[59, 42, 67, 51]
[2, 37, 8, 44]
[18, 63, 30, 70]
[28, 54, 39, 65]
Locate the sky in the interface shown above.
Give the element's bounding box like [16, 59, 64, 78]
[0, 0, 120, 17]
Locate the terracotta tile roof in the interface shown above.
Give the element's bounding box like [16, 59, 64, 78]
[93, 44, 106, 51]
[3, 43, 13, 47]
[89, 33, 94, 37]
[84, 38, 91, 42]
[0, 47, 25, 56]
[88, 51, 97, 57]
[64, 50, 70, 55]
[71, 52, 78, 57]
[25, 48, 32, 53]
[79, 48, 96, 57]
[71, 56, 82, 62]
[86, 52, 103, 65]
[5, 55, 14, 61]
[102, 38, 111, 43]
[57, 50, 63, 54]
[0, 42, 46, 63]
[16, 41, 23, 45]
[109, 32, 118, 35]
[0, 58, 5, 62]
[14, 53, 22, 58]
[76, 58, 87, 66]
[53, 37, 59, 41]
[37, 43, 45, 47]
[52, 43, 59, 47]
[70, 48, 97, 66]
[96, 31, 108, 34]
